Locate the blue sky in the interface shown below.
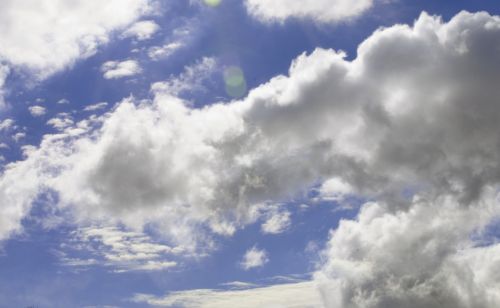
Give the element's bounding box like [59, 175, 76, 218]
[1, 1, 500, 307]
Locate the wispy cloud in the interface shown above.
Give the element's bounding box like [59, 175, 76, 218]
[131, 280, 322, 307]
[59, 226, 183, 273]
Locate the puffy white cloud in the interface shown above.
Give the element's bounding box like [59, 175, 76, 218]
[0, 13, 500, 306]
[245, 0, 373, 24]
[318, 177, 353, 202]
[0, 0, 152, 112]
[0, 0, 154, 78]
[240, 246, 268, 270]
[316, 190, 500, 308]
[101, 60, 142, 79]
[122, 20, 160, 41]
[132, 281, 322, 307]
[28, 105, 47, 117]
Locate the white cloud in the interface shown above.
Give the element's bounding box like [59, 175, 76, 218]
[56, 98, 70, 105]
[122, 20, 160, 41]
[316, 191, 500, 308]
[60, 226, 182, 272]
[241, 246, 268, 270]
[84, 102, 109, 112]
[261, 208, 291, 234]
[148, 42, 183, 60]
[28, 105, 47, 117]
[132, 281, 322, 308]
[245, 0, 374, 24]
[219, 281, 259, 289]
[12, 132, 25, 142]
[0, 65, 10, 107]
[0, 13, 499, 306]
[0, 0, 153, 78]
[151, 57, 217, 97]
[47, 114, 74, 131]
[101, 60, 142, 79]
[318, 177, 353, 202]
[0, 119, 14, 131]
[0, 0, 152, 111]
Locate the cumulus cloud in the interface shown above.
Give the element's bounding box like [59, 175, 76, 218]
[241, 246, 268, 270]
[101, 60, 142, 79]
[245, 0, 374, 24]
[0, 0, 152, 113]
[0, 12, 500, 306]
[318, 177, 354, 202]
[316, 191, 500, 308]
[0, 0, 153, 78]
[122, 20, 160, 41]
[28, 105, 47, 117]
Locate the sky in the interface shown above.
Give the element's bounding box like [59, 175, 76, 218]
[1, 0, 500, 307]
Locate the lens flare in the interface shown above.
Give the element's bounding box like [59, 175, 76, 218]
[223, 66, 247, 98]
[204, 0, 221, 7]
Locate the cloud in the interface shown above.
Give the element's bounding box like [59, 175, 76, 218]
[318, 177, 353, 202]
[0, 0, 152, 112]
[148, 42, 183, 60]
[47, 114, 74, 131]
[261, 207, 291, 234]
[151, 57, 217, 97]
[0, 65, 9, 107]
[122, 20, 160, 41]
[0, 0, 153, 78]
[132, 281, 322, 308]
[101, 60, 142, 79]
[11, 132, 25, 143]
[241, 246, 268, 270]
[0, 13, 499, 306]
[84, 102, 109, 112]
[56, 98, 70, 105]
[0, 119, 14, 132]
[316, 191, 500, 308]
[219, 281, 259, 289]
[28, 105, 47, 117]
[59, 226, 182, 272]
[245, 0, 374, 24]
